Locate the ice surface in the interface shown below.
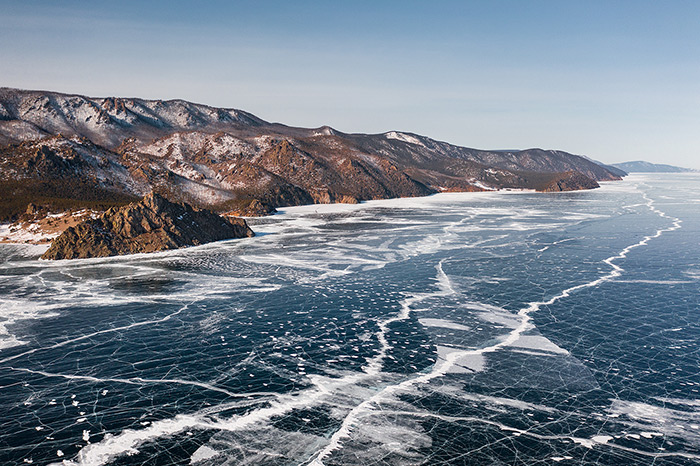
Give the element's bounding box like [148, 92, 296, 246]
[1, 174, 699, 465]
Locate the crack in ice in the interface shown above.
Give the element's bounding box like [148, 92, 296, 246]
[308, 186, 684, 465]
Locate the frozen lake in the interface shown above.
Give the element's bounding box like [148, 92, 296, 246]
[1, 174, 699, 465]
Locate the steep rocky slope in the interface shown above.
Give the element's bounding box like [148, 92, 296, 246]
[41, 193, 253, 260]
[0, 88, 621, 222]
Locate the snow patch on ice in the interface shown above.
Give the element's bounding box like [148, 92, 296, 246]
[436, 346, 485, 373]
[418, 318, 470, 331]
[510, 334, 569, 355]
[190, 445, 220, 463]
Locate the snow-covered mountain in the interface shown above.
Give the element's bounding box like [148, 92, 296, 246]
[0, 88, 622, 221]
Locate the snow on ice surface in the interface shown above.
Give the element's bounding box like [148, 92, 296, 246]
[1, 174, 700, 465]
[190, 445, 219, 462]
[418, 318, 471, 331]
[509, 334, 570, 355]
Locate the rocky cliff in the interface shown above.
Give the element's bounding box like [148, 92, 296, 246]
[41, 193, 254, 260]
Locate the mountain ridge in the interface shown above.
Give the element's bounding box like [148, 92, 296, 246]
[612, 161, 696, 173]
[0, 87, 622, 224]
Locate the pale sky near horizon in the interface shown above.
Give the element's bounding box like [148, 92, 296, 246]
[1, 1, 698, 168]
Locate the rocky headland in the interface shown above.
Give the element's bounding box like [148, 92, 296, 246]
[41, 193, 254, 260]
[537, 171, 600, 192]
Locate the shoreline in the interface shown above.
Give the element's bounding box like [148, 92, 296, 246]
[13, 172, 690, 249]
[0, 181, 626, 247]
[257, 177, 646, 218]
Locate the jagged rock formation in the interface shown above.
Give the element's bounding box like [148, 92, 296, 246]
[537, 171, 600, 192]
[0, 88, 623, 223]
[41, 193, 253, 260]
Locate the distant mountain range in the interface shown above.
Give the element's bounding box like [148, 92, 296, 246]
[0, 88, 623, 221]
[612, 161, 697, 173]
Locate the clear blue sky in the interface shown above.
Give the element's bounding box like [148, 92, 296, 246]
[1, 0, 699, 167]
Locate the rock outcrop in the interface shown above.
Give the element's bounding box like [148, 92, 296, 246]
[41, 193, 254, 260]
[537, 171, 600, 192]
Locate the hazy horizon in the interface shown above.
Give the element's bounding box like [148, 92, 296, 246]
[1, 1, 698, 168]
